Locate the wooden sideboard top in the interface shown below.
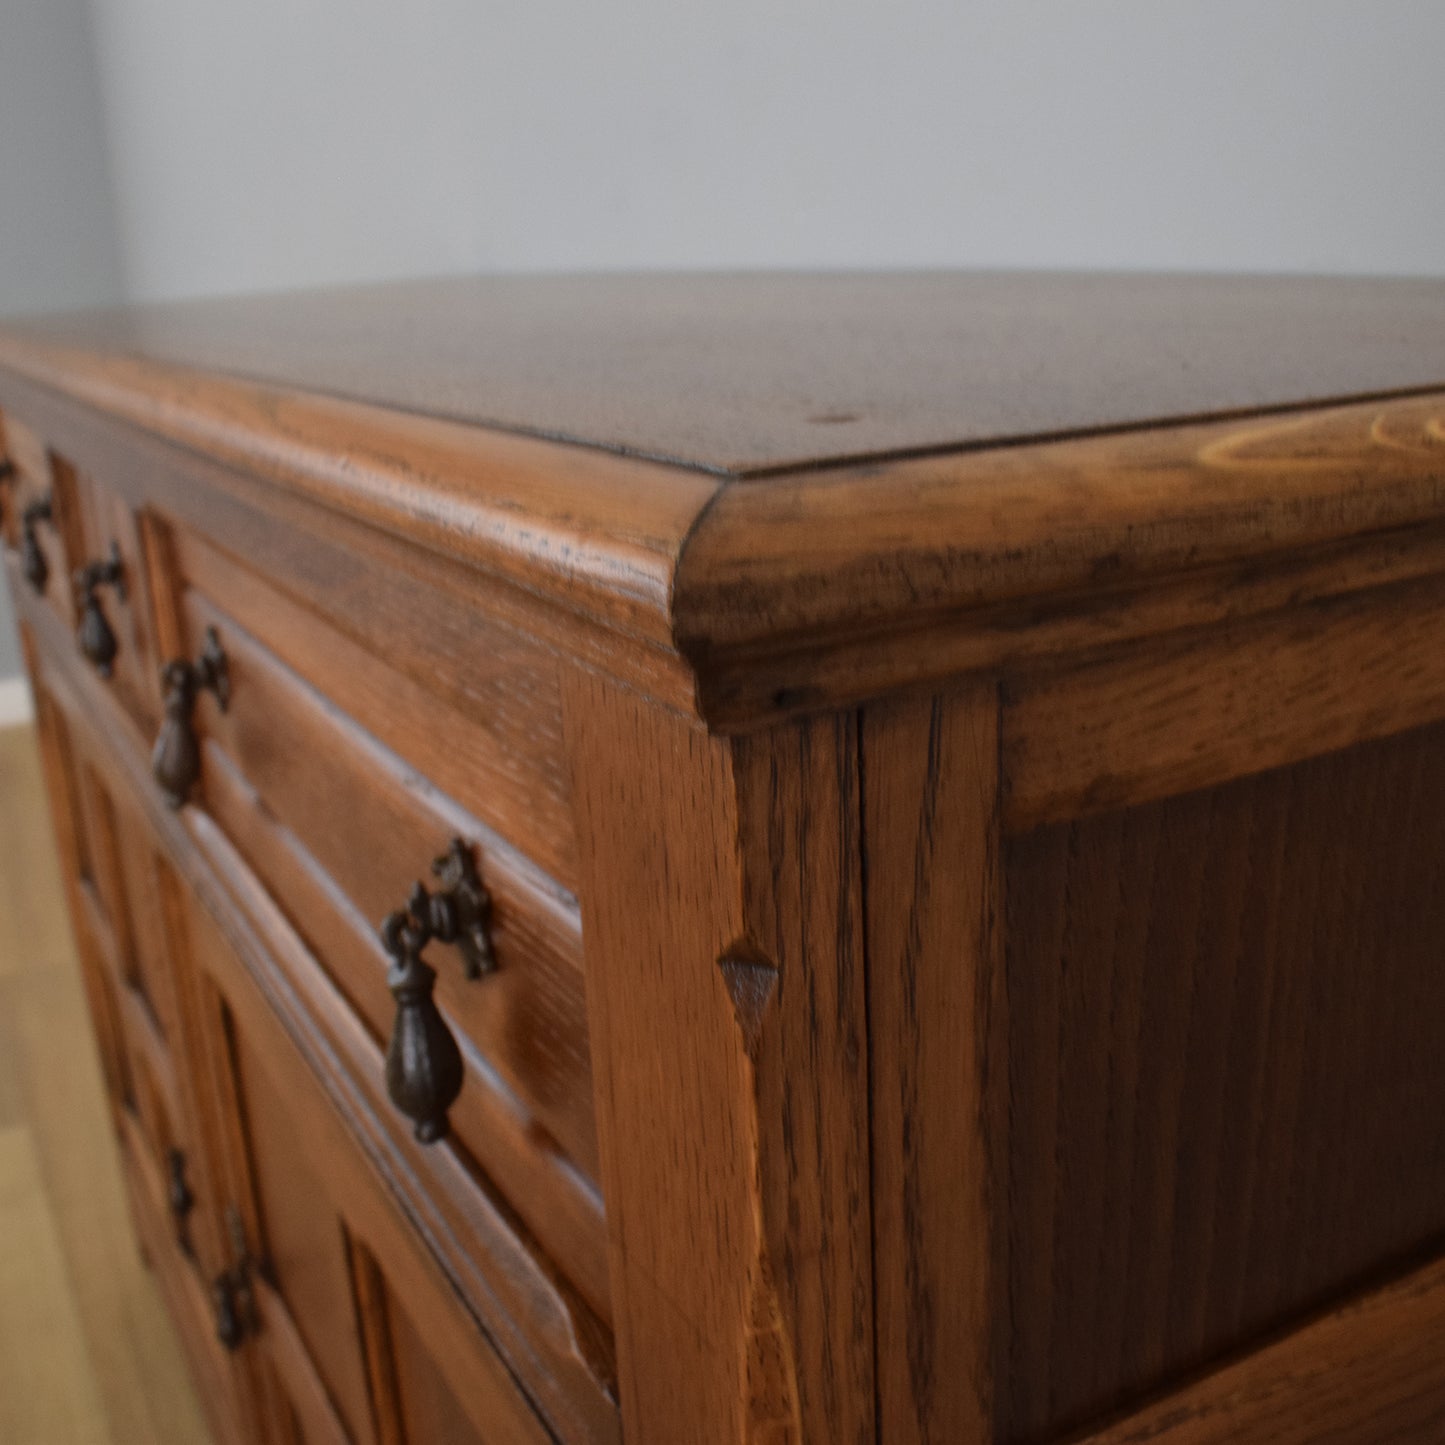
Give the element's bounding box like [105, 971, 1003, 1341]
[5, 271, 1445, 473]
[5, 270, 1445, 725]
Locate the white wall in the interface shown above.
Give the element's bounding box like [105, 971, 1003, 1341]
[0, 0, 123, 685]
[4, 0, 1445, 682]
[86, 0, 1445, 302]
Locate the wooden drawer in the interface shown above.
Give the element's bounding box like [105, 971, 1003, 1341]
[20, 587, 617, 1444]
[2, 413, 163, 730]
[148, 516, 608, 1322]
[1, 410, 80, 631]
[159, 482, 577, 888]
[63, 451, 166, 732]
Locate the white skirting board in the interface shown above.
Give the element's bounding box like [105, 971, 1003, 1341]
[0, 677, 34, 728]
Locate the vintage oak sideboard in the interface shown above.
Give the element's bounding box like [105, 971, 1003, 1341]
[4, 273, 1445, 1445]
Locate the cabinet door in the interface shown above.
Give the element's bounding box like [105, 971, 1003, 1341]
[28, 667, 253, 1443]
[29, 682, 131, 1128]
[372, 1272, 489, 1445]
[178, 875, 551, 1445]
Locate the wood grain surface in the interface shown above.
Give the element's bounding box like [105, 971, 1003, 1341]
[862, 685, 1006, 1445]
[676, 393, 1445, 669]
[12, 274, 1445, 1445]
[566, 672, 875, 1445]
[0, 347, 715, 653]
[1003, 571, 1445, 830]
[1004, 720, 1445, 1439]
[8, 281, 1445, 738]
[1072, 1252, 1445, 1445]
[7, 272, 1445, 473]
[15, 567, 617, 1445]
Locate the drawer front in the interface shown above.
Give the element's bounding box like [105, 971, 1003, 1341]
[32, 658, 220, 1270]
[167, 576, 608, 1315]
[2, 413, 164, 731]
[163, 484, 577, 888]
[63, 451, 166, 731]
[2, 411, 82, 630]
[18, 594, 617, 1445]
[8, 397, 618, 1440]
[5, 401, 607, 1318]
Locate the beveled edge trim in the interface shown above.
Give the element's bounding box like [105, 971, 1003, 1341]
[677, 392, 1445, 651]
[8, 330, 1445, 733]
[0, 334, 720, 652]
[1067, 1246, 1445, 1444]
[675, 392, 1445, 727]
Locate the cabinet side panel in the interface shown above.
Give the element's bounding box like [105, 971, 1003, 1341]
[1003, 719, 1445, 1440]
[862, 684, 1006, 1445]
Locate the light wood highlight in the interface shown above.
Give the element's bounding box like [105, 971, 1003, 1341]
[0, 1125, 111, 1445]
[0, 339, 716, 648]
[1003, 572, 1445, 831]
[677, 394, 1445, 654]
[1073, 1253, 1445, 1445]
[565, 672, 875, 1445]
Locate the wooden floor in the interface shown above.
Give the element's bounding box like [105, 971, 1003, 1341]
[0, 722, 212, 1445]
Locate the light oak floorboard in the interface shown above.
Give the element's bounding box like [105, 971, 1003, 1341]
[0, 722, 212, 1445]
[0, 1124, 111, 1445]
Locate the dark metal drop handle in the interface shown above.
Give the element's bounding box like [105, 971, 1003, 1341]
[21, 493, 52, 594]
[378, 839, 496, 1145]
[166, 1147, 194, 1224]
[167, 1146, 195, 1253]
[74, 543, 126, 676]
[152, 627, 230, 807]
[213, 1203, 255, 1352]
[213, 1272, 245, 1351]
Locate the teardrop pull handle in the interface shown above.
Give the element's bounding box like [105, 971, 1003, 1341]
[151, 627, 230, 807]
[166, 1146, 195, 1253]
[377, 839, 496, 1144]
[74, 543, 126, 676]
[21, 493, 52, 593]
[212, 1203, 255, 1352]
[380, 910, 463, 1145]
[212, 1272, 245, 1351]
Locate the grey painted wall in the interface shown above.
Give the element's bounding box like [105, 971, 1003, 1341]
[86, 1, 1445, 301]
[0, 0, 123, 681]
[4, 0, 1445, 678]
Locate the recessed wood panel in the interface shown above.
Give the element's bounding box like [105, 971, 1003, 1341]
[232, 1024, 377, 1445]
[1004, 720, 1445, 1440]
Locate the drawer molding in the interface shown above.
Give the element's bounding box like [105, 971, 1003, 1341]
[19, 584, 618, 1444]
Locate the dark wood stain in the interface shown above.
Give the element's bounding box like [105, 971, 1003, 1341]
[1004, 719, 1445, 1440]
